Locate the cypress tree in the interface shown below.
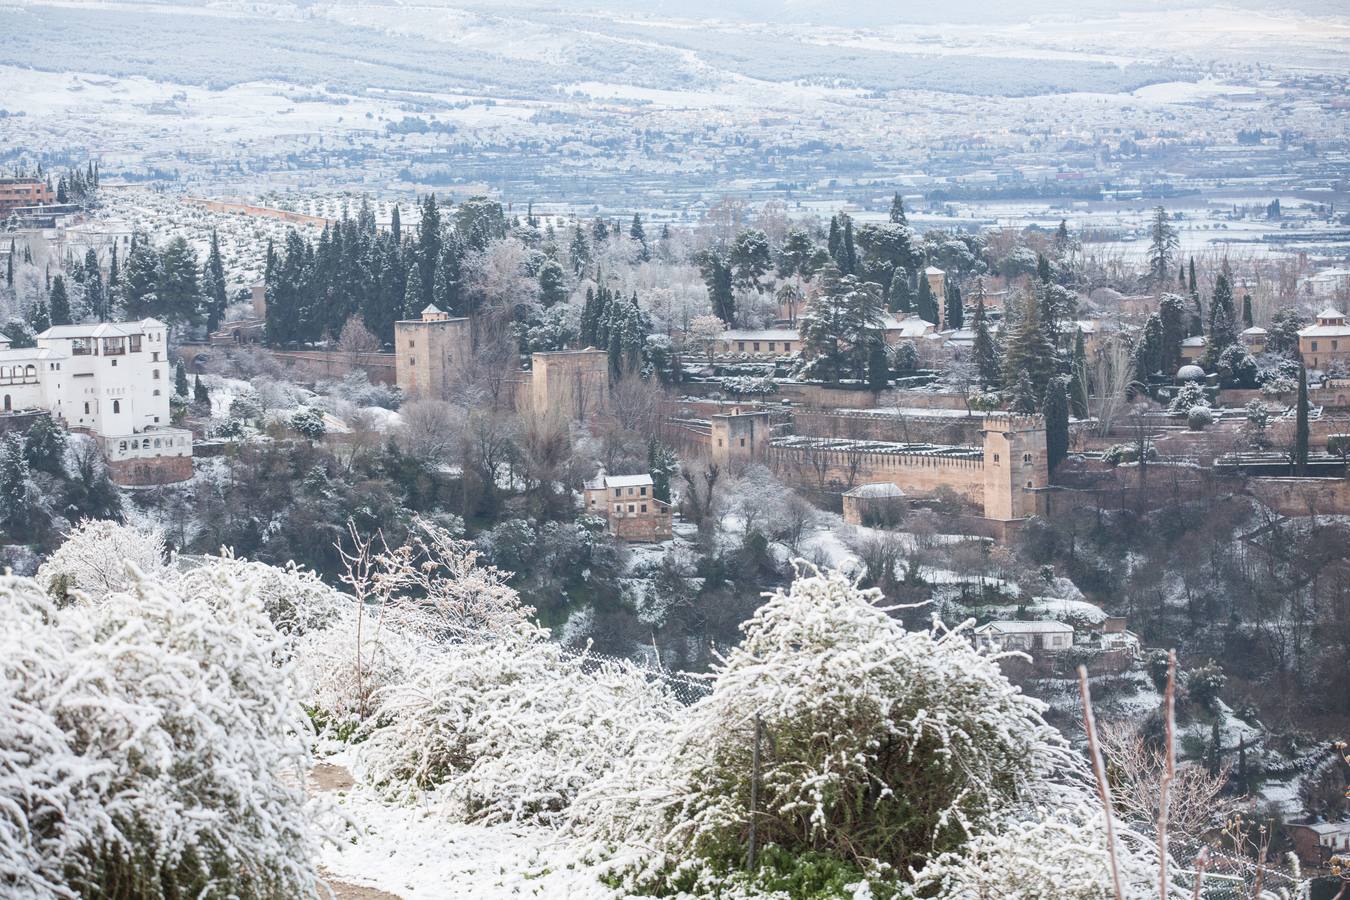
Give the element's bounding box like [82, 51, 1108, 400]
[174, 360, 190, 397]
[630, 213, 649, 261]
[570, 224, 591, 275]
[1068, 328, 1089, 420]
[868, 340, 889, 395]
[1036, 252, 1052, 285]
[1134, 314, 1164, 384]
[943, 280, 963, 330]
[827, 215, 842, 261]
[205, 229, 228, 334]
[839, 216, 858, 276]
[5, 247, 11, 288]
[193, 374, 209, 405]
[0, 432, 33, 532]
[1295, 365, 1309, 475]
[1044, 376, 1070, 472]
[27, 299, 50, 334]
[391, 204, 402, 244]
[402, 263, 424, 319]
[916, 275, 939, 325]
[971, 293, 999, 389]
[1241, 293, 1254, 329]
[49, 276, 71, 326]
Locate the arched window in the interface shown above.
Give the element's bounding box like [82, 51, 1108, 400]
[24, 365, 35, 380]
[112, 400, 121, 414]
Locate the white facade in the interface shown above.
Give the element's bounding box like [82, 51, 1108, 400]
[0, 318, 191, 466]
[974, 620, 1074, 653]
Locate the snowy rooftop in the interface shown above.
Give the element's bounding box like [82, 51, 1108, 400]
[976, 620, 1074, 634]
[844, 482, 906, 498]
[879, 314, 937, 336]
[604, 473, 653, 488]
[722, 329, 799, 341]
[0, 347, 68, 362]
[771, 436, 981, 459]
[37, 318, 167, 340]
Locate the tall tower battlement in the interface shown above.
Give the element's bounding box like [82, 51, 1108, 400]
[710, 409, 773, 469]
[980, 412, 1048, 520]
[394, 305, 472, 401]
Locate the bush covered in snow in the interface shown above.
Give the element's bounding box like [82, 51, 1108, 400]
[0, 568, 320, 898]
[578, 565, 1072, 892]
[170, 550, 347, 636]
[35, 519, 166, 602]
[359, 636, 679, 826]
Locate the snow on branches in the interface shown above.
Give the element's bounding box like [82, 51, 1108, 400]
[0, 567, 321, 898]
[35, 519, 166, 602]
[576, 563, 1075, 888]
[358, 637, 679, 827]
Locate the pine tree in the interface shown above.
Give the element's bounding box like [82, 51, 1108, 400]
[27, 299, 50, 333]
[49, 276, 72, 326]
[1068, 328, 1089, 420]
[1204, 273, 1240, 368]
[1000, 290, 1057, 409]
[158, 236, 201, 329]
[538, 258, 567, 307]
[1010, 373, 1037, 415]
[971, 293, 999, 389]
[174, 360, 190, 397]
[107, 241, 119, 293]
[1036, 252, 1051, 285]
[888, 192, 907, 225]
[1294, 365, 1309, 475]
[943, 280, 963, 330]
[1146, 206, 1178, 285]
[23, 415, 67, 475]
[630, 213, 649, 262]
[1043, 376, 1070, 472]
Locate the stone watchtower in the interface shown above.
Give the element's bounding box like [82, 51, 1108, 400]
[980, 413, 1049, 520]
[710, 410, 773, 469]
[394, 305, 472, 401]
[530, 349, 610, 421]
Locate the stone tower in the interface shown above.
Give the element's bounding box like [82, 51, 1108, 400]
[394, 305, 472, 401]
[924, 265, 947, 328]
[980, 413, 1048, 520]
[531, 349, 610, 421]
[710, 410, 773, 469]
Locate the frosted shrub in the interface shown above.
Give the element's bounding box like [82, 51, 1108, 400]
[1187, 406, 1214, 430]
[171, 550, 347, 636]
[580, 565, 1070, 889]
[0, 569, 320, 898]
[36, 519, 166, 602]
[360, 636, 678, 826]
[910, 804, 1166, 900]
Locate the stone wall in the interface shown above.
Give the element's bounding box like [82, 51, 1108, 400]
[1248, 476, 1350, 516]
[767, 443, 987, 507]
[106, 454, 193, 486]
[792, 408, 985, 446]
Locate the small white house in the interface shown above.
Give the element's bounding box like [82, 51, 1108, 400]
[974, 620, 1074, 653]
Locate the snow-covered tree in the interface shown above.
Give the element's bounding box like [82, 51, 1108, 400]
[36, 520, 166, 601]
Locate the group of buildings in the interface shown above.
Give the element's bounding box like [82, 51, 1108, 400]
[0, 318, 193, 485]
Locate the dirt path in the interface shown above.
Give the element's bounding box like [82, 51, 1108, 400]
[312, 763, 401, 899]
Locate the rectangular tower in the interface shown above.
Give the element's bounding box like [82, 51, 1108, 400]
[395, 305, 472, 401]
[981, 413, 1048, 521]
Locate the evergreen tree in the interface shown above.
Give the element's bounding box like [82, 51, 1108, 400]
[630, 213, 649, 261]
[193, 374, 209, 405]
[82, 248, 107, 321]
[23, 415, 67, 476]
[1204, 273, 1240, 368]
[887, 268, 914, 314]
[107, 241, 119, 293]
[1036, 252, 1052, 285]
[777, 229, 817, 281]
[204, 229, 228, 334]
[390, 204, 402, 244]
[402, 262, 425, 320]
[698, 253, 735, 324]
[1188, 257, 1198, 297]
[1068, 328, 1089, 420]
[1295, 365, 1309, 475]
[49, 275, 72, 326]
[1133, 314, 1164, 384]
[538, 258, 568, 307]
[827, 215, 842, 261]
[0, 432, 32, 533]
[1010, 373, 1037, 415]
[174, 360, 190, 397]
[1157, 293, 1188, 375]
[591, 217, 609, 245]
[1043, 376, 1070, 472]
[888, 192, 907, 225]
[416, 194, 442, 310]
[838, 215, 858, 276]
[27, 299, 50, 333]
[157, 236, 201, 329]
[5, 246, 11, 289]
[868, 339, 889, 395]
[1241, 293, 1254, 329]
[1053, 219, 1070, 256]
[916, 274, 939, 324]
[798, 263, 885, 382]
[943, 280, 963, 330]
[648, 436, 676, 504]
[971, 293, 1000, 389]
[1000, 290, 1057, 409]
[569, 224, 591, 275]
[1146, 206, 1178, 285]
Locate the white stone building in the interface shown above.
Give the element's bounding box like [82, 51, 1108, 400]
[0, 318, 193, 484]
